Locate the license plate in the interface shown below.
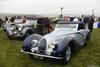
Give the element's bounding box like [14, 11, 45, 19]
[34, 55, 43, 59]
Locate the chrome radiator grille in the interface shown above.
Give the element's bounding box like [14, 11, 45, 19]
[38, 38, 47, 54]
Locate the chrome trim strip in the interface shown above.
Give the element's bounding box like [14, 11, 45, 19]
[21, 50, 62, 59]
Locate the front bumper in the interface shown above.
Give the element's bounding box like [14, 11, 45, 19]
[7, 31, 23, 37]
[21, 50, 62, 59]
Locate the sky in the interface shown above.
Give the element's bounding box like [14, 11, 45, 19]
[0, 0, 100, 16]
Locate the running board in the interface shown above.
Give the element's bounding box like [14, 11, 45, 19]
[21, 50, 62, 59]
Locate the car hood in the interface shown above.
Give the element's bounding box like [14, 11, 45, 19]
[16, 21, 36, 27]
[16, 22, 33, 26]
[46, 29, 76, 37]
[8, 19, 37, 27]
[43, 29, 77, 43]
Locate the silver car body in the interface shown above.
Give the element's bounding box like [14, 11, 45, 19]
[6, 19, 37, 37]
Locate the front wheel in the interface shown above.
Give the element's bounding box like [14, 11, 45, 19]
[7, 33, 12, 39]
[22, 34, 42, 52]
[63, 46, 71, 63]
[23, 31, 33, 39]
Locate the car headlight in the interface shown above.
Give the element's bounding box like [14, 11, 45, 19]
[48, 42, 55, 49]
[47, 42, 57, 55]
[10, 25, 15, 31]
[31, 40, 38, 47]
[18, 25, 22, 31]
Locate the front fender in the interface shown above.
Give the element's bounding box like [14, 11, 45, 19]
[57, 36, 73, 52]
[22, 27, 34, 34]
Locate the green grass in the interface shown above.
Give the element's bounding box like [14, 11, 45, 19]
[0, 28, 100, 67]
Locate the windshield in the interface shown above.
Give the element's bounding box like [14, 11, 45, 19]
[56, 24, 78, 29]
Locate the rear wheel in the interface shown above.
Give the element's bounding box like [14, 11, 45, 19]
[6, 32, 12, 39]
[86, 32, 91, 41]
[3, 29, 6, 32]
[84, 32, 91, 46]
[7, 35, 12, 39]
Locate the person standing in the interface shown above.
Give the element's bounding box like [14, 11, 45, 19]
[64, 16, 68, 22]
[10, 16, 15, 22]
[88, 16, 95, 32]
[79, 15, 84, 22]
[22, 16, 27, 23]
[5, 16, 8, 21]
[83, 16, 89, 28]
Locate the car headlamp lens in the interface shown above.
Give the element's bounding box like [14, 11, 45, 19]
[10, 25, 15, 30]
[11, 27, 14, 30]
[18, 25, 22, 31]
[48, 42, 55, 49]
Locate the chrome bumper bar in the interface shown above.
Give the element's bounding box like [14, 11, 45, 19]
[21, 50, 62, 59]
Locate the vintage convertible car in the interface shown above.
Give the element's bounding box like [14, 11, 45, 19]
[6, 19, 36, 38]
[21, 21, 90, 63]
[6, 17, 52, 39]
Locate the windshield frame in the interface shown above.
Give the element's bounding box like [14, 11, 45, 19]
[55, 23, 78, 30]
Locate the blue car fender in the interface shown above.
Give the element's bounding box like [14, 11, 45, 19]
[56, 36, 75, 56]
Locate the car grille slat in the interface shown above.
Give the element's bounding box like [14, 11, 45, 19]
[38, 38, 47, 54]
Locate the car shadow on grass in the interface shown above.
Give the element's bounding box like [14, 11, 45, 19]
[8, 37, 24, 41]
[26, 51, 80, 66]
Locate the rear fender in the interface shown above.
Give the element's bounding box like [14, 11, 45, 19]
[22, 27, 34, 34]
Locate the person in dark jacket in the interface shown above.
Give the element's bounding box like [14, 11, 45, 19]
[70, 17, 74, 21]
[83, 16, 89, 26]
[88, 16, 95, 32]
[5, 16, 8, 21]
[22, 16, 27, 23]
[36, 17, 52, 35]
[42, 17, 52, 34]
[10, 16, 15, 22]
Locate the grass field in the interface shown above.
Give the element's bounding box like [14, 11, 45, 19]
[0, 28, 100, 67]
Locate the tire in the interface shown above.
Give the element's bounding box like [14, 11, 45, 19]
[7, 35, 12, 39]
[23, 30, 33, 39]
[62, 46, 71, 64]
[86, 32, 91, 41]
[3, 29, 6, 32]
[83, 32, 91, 47]
[7, 33, 12, 39]
[22, 34, 42, 52]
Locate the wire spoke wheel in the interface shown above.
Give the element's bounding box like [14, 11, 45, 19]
[65, 46, 71, 61]
[62, 46, 71, 64]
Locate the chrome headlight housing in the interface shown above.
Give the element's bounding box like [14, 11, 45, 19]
[31, 39, 38, 47]
[47, 42, 57, 55]
[48, 42, 55, 49]
[10, 25, 15, 31]
[17, 25, 22, 31]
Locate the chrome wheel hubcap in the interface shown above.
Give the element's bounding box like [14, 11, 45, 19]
[66, 46, 71, 61]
